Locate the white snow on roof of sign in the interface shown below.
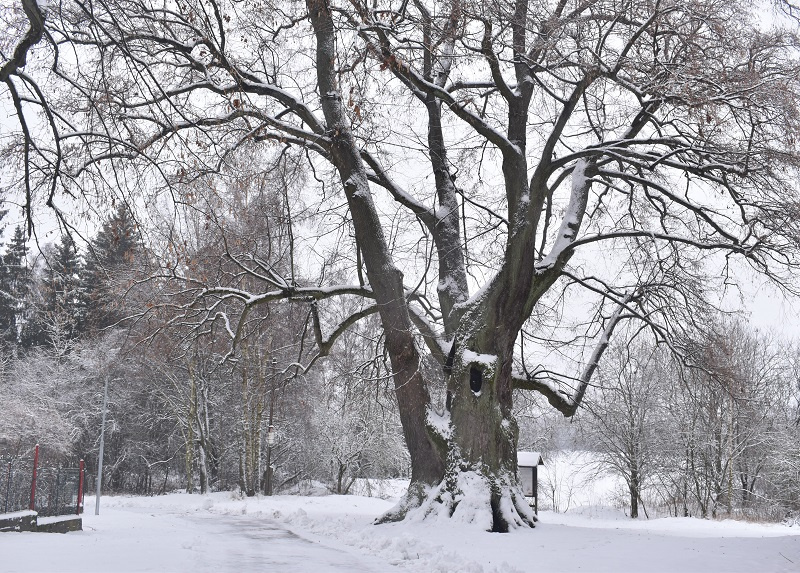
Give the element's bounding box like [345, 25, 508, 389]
[517, 451, 544, 467]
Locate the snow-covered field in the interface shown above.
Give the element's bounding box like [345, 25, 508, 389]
[2, 480, 799, 573]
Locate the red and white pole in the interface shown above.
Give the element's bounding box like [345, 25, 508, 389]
[29, 444, 39, 511]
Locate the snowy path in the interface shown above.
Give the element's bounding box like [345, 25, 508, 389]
[2, 492, 800, 572]
[178, 514, 396, 573]
[1, 502, 400, 573]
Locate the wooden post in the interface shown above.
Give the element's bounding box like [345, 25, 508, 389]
[29, 444, 39, 511]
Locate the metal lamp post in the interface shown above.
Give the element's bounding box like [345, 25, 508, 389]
[96, 376, 109, 516]
[265, 424, 275, 496]
[262, 358, 278, 496]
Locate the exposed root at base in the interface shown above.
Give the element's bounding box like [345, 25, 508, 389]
[376, 469, 536, 532]
[374, 481, 430, 524]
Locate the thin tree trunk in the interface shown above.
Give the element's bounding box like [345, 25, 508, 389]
[630, 468, 639, 519]
[185, 377, 196, 494]
[194, 376, 211, 495]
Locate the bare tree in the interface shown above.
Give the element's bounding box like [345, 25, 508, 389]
[3, 0, 800, 530]
[583, 339, 666, 518]
[665, 320, 794, 518]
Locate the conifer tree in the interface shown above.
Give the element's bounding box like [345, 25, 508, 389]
[83, 205, 142, 331]
[0, 226, 35, 347]
[40, 233, 86, 347]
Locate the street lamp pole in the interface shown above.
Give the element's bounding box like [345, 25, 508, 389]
[265, 358, 277, 496]
[95, 376, 109, 515]
[266, 424, 275, 495]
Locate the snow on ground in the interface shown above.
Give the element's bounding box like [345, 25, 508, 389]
[2, 456, 800, 573]
[1, 487, 799, 573]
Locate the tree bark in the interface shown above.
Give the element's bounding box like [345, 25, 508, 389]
[307, 0, 446, 506]
[630, 468, 639, 519]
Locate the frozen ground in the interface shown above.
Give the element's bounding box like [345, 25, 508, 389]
[2, 484, 799, 573]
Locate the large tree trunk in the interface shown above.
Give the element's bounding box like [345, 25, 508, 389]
[401, 286, 542, 530]
[441, 345, 536, 531]
[307, 0, 446, 507]
[306, 0, 578, 532]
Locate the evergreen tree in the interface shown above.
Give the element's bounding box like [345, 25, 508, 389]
[40, 233, 86, 348]
[0, 226, 35, 347]
[83, 205, 142, 331]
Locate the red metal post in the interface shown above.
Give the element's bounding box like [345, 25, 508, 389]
[29, 444, 39, 511]
[77, 459, 85, 515]
[4, 461, 11, 514]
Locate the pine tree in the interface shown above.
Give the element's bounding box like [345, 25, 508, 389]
[40, 233, 86, 348]
[0, 226, 35, 347]
[83, 205, 142, 331]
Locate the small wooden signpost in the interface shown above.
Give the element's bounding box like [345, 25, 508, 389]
[517, 451, 544, 514]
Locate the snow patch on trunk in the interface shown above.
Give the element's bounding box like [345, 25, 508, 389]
[462, 349, 496, 366]
[449, 471, 494, 530]
[427, 408, 452, 440]
[535, 158, 590, 271]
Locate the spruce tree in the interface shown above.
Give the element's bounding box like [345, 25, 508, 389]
[83, 205, 142, 331]
[40, 233, 86, 347]
[0, 226, 35, 347]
